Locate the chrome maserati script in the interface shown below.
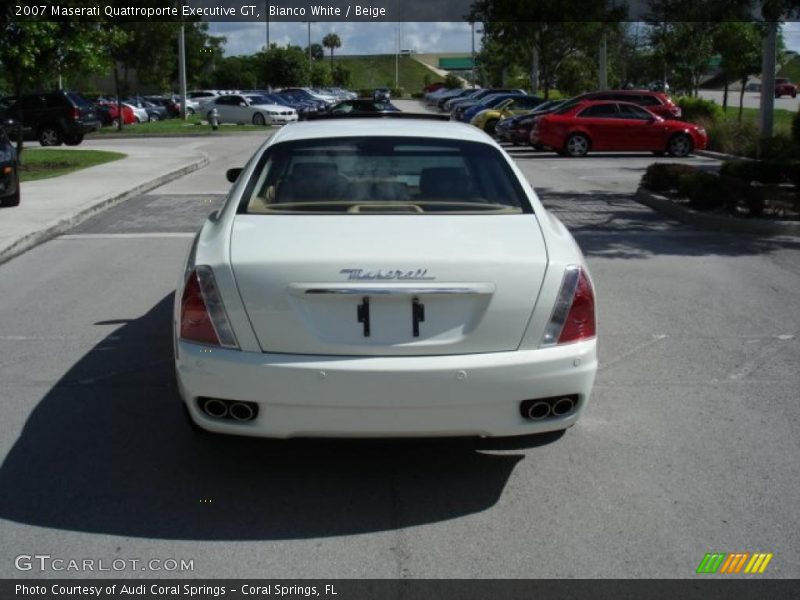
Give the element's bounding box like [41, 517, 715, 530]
[340, 268, 435, 281]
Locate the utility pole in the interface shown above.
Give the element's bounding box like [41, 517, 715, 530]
[178, 23, 187, 120]
[265, 1, 270, 49]
[471, 22, 476, 88]
[599, 32, 608, 91]
[395, 23, 399, 89]
[759, 21, 778, 138]
[307, 21, 312, 64]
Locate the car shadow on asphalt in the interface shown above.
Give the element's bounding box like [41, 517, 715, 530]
[0, 294, 560, 541]
[535, 187, 800, 260]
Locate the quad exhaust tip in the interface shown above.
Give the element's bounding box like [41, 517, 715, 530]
[199, 397, 258, 422]
[520, 395, 578, 421]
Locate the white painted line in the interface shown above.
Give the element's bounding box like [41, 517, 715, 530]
[58, 233, 195, 240]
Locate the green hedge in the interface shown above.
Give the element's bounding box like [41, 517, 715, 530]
[640, 163, 701, 192]
[676, 96, 724, 123]
[411, 91, 424, 99]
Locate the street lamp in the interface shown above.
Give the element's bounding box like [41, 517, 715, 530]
[264, 1, 270, 49]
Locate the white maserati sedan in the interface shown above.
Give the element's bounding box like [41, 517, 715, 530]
[206, 94, 298, 126]
[174, 116, 597, 438]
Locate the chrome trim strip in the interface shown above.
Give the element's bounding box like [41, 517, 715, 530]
[288, 283, 495, 296]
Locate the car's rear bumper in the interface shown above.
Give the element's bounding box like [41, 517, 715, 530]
[176, 340, 597, 438]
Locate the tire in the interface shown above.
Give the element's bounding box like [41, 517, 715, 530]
[564, 133, 590, 157]
[64, 134, 84, 146]
[484, 118, 499, 135]
[134, 116, 142, 124]
[532, 143, 546, 152]
[38, 126, 63, 147]
[667, 133, 693, 157]
[793, 91, 797, 98]
[252, 113, 266, 126]
[206, 111, 214, 122]
[110, 118, 120, 128]
[2, 183, 20, 208]
[148, 113, 159, 122]
[187, 107, 195, 116]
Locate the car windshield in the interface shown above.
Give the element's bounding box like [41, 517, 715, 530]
[239, 136, 530, 215]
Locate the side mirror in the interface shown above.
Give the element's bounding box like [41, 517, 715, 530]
[226, 167, 242, 183]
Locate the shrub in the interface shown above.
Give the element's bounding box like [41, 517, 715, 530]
[792, 109, 800, 147]
[390, 87, 404, 98]
[357, 88, 372, 98]
[705, 119, 759, 156]
[443, 74, 463, 89]
[720, 159, 788, 184]
[756, 134, 797, 160]
[640, 163, 700, 192]
[676, 172, 749, 211]
[411, 91, 424, 99]
[676, 96, 724, 123]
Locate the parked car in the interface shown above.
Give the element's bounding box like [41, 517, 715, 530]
[450, 90, 527, 121]
[327, 98, 399, 114]
[373, 88, 391, 101]
[468, 95, 545, 131]
[494, 100, 566, 144]
[187, 90, 219, 110]
[531, 100, 707, 157]
[775, 78, 797, 98]
[0, 90, 100, 146]
[125, 97, 168, 121]
[175, 116, 597, 438]
[207, 94, 298, 125]
[94, 100, 136, 127]
[0, 121, 20, 207]
[145, 96, 180, 117]
[562, 89, 682, 119]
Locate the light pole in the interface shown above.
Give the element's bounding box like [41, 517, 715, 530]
[264, 1, 270, 49]
[471, 22, 475, 88]
[178, 23, 187, 120]
[307, 21, 312, 64]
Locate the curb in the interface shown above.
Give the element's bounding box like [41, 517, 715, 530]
[695, 149, 755, 162]
[88, 130, 273, 140]
[634, 187, 800, 235]
[0, 154, 210, 266]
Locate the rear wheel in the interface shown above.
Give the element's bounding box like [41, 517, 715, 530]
[38, 126, 63, 147]
[484, 118, 499, 135]
[565, 133, 590, 157]
[148, 113, 159, 122]
[186, 107, 195, 116]
[252, 113, 266, 126]
[64, 134, 84, 146]
[667, 133, 693, 157]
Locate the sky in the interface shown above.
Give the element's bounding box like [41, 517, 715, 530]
[210, 21, 483, 56]
[210, 21, 800, 57]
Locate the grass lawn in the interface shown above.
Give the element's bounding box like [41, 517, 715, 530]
[721, 105, 794, 133]
[89, 115, 268, 136]
[333, 55, 443, 93]
[19, 149, 126, 182]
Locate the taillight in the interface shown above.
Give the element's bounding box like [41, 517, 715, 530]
[541, 266, 596, 346]
[71, 107, 80, 120]
[179, 266, 238, 348]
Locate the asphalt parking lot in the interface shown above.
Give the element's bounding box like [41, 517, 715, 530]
[0, 123, 798, 579]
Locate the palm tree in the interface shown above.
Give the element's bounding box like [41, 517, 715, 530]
[322, 33, 342, 69]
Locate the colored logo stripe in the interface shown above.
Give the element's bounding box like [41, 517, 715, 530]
[697, 552, 773, 574]
[697, 553, 726, 574]
[744, 553, 773, 574]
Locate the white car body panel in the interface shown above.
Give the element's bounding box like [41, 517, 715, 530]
[174, 119, 597, 438]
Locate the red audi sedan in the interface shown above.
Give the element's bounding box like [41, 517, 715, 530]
[531, 100, 708, 157]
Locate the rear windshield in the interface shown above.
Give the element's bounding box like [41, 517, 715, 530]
[238, 136, 531, 215]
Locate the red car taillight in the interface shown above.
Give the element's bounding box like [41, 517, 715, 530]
[541, 266, 596, 346]
[71, 107, 81, 120]
[180, 266, 239, 348]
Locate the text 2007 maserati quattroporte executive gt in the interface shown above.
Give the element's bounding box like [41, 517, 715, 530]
[174, 117, 597, 438]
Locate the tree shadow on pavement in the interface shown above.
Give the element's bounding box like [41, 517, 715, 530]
[535, 188, 800, 260]
[0, 295, 554, 541]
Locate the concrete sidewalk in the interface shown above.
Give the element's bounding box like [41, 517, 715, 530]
[0, 139, 209, 265]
